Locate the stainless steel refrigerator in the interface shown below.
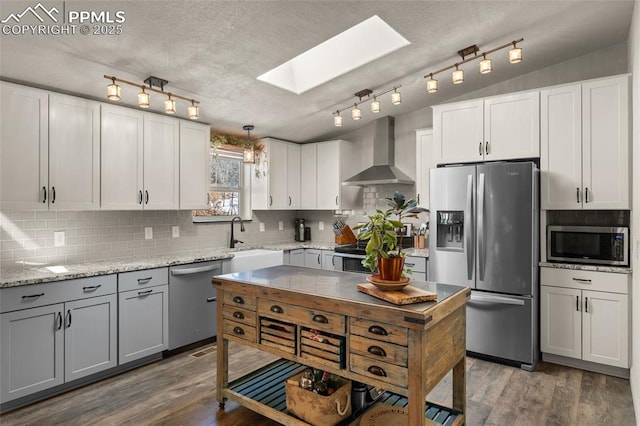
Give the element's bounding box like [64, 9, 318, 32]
[429, 162, 539, 370]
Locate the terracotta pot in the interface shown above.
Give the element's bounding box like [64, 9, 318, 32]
[378, 256, 405, 281]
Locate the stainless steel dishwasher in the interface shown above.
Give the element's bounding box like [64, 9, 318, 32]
[168, 260, 222, 350]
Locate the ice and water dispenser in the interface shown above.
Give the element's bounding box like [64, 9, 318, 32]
[436, 211, 464, 250]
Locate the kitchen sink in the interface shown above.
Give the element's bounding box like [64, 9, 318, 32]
[227, 249, 283, 273]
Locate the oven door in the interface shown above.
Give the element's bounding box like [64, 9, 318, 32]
[334, 253, 371, 274]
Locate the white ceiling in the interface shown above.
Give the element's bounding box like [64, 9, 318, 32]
[0, 0, 635, 142]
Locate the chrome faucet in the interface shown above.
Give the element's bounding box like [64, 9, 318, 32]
[230, 216, 245, 248]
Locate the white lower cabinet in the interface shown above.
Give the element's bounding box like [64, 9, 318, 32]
[0, 276, 117, 404]
[540, 267, 629, 369]
[287, 249, 305, 267]
[321, 250, 340, 271]
[304, 249, 322, 269]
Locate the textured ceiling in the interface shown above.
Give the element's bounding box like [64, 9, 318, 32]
[0, 0, 635, 142]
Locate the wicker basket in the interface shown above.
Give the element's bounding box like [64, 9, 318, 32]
[285, 372, 352, 426]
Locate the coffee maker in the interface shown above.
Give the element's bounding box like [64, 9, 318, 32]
[295, 218, 305, 242]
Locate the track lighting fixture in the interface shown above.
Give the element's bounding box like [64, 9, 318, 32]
[423, 38, 523, 94]
[331, 85, 402, 127]
[242, 125, 255, 164]
[104, 75, 201, 119]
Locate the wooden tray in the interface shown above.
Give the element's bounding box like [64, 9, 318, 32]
[357, 283, 437, 305]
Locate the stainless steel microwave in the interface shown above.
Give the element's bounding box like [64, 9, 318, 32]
[547, 226, 629, 266]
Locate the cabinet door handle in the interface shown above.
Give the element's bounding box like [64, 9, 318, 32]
[576, 295, 580, 311]
[206, 297, 217, 303]
[417, 193, 420, 204]
[269, 195, 273, 206]
[42, 186, 47, 203]
[233, 311, 245, 320]
[270, 305, 283, 314]
[332, 256, 335, 266]
[572, 278, 591, 283]
[137, 277, 152, 283]
[485, 141, 490, 155]
[22, 293, 45, 299]
[585, 297, 589, 313]
[368, 325, 388, 336]
[479, 142, 482, 156]
[576, 187, 580, 204]
[51, 186, 56, 204]
[138, 289, 153, 296]
[66, 310, 72, 328]
[317, 254, 321, 265]
[367, 346, 387, 357]
[139, 190, 143, 205]
[312, 314, 328, 324]
[145, 190, 149, 204]
[56, 312, 63, 330]
[585, 187, 589, 203]
[233, 326, 245, 335]
[83, 285, 102, 292]
[367, 366, 387, 377]
[335, 195, 339, 206]
[288, 196, 292, 206]
[232, 296, 244, 304]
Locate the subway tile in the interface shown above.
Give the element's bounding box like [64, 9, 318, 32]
[35, 211, 56, 220]
[13, 248, 37, 259]
[1, 250, 13, 260]
[35, 247, 57, 258]
[74, 244, 95, 254]
[47, 220, 65, 229]
[57, 211, 78, 220]
[1, 260, 21, 271]
[66, 236, 86, 246]
[94, 243, 113, 252]
[102, 235, 121, 243]
[0, 229, 11, 241]
[65, 253, 87, 264]
[24, 220, 47, 230]
[36, 229, 54, 239]
[76, 211, 96, 220]
[12, 211, 35, 220]
[84, 235, 103, 244]
[76, 228, 97, 236]
[56, 246, 76, 256]
[0, 240, 22, 250]
[65, 220, 87, 228]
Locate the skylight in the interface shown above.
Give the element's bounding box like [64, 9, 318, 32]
[257, 15, 410, 95]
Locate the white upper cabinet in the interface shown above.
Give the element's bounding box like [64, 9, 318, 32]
[300, 143, 318, 209]
[316, 140, 361, 210]
[287, 143, 301, 209]
[433, 92, 539, 165]
[251, 138, 300, 210]
[142, 114, 179, 210]
[49, 94, 101, 210]
[415, 128, 434, 209]
[541, 75, 629, 209]
[1, 82, 48, 210]
[179, 120, 210, 210]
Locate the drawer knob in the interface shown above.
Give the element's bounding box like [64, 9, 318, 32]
[233, 326, 245, 335]
[270, 305, 284, 314]
[232, 296, 245, 304]
[367, 345, 387, 357]
[367, 366, 387, 377]
[312, 314, 328, 324]
[233, 311, 245, 320]
[368, 325, 388, 336]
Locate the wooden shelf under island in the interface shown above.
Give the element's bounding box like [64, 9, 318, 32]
[213, 265, 470, 426]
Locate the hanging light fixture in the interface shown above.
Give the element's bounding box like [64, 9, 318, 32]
[164, 94, 176, 114]
[509, 41, 523, 64]
[370, 97, 381, 113]
[188, 100, 199, 120]
[107, 77, 121, 101]
[391, 87, 402, 105]
[242, 125, 255, 164]
[426, 74, 438, 93]
[351, 104, 362, 120]
[452, 65, 464, 84]
[479, 54, 492, 74]
[137, 86, 150, 108]
[333, 110, 343, 127]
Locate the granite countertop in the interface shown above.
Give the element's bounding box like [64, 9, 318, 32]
[539, 262, 632, 274]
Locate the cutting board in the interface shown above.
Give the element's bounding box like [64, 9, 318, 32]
[357, 283, 437, 305]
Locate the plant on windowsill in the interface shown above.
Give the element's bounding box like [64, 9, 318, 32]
[354, 191, 428, 282]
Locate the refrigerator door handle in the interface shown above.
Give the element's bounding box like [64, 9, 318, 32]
[478, 172, 486, 281]
[465, 174, 474, 280]
[469, 293, 525, 306]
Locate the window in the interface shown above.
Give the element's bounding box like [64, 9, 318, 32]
[193, 147, 251, 222]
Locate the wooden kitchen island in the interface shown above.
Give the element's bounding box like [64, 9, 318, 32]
[214, 265, 469, 426]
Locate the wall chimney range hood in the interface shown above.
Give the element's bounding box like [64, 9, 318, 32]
[342, 116, 414, 186]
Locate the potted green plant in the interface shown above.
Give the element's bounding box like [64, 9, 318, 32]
[354, 192, 428, 281]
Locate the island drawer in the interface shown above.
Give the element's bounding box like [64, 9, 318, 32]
[299, 327, 346, 370]
[349, 317, 408, 347]
[118, 267, 168, 292]
[349, 334, 408, 367]
[224, 320, 257, 343]
[223, 305, 257, 327]
[350, 353, 407, 387]
[257, 300, 345, 335]
[259, 317, 297, 355]
[223, 292, 257, 311]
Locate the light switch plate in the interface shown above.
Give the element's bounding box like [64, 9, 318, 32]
[278, 221, 284, 231]
[144, 227, 153, 240]
[260, 222, 265, 232]
[172, 226, 179, 238]
[54, 231, 65, 247]
[319, 221, 324, 231]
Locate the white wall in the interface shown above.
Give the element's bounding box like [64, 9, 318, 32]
[629, 0, 640, 416]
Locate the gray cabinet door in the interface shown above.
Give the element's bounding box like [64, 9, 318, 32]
[0, 304, 64, 403]
[64, 294, 117, 382]
[289, 249, 305, 267]
[304, 249, 322, 269]
[321, 251, 338, 270]
[118, 285, 168, 364]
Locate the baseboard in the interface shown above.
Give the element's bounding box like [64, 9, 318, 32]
[542, 353, 630, 379]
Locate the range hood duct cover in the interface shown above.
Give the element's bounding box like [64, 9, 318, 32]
[342, 116, 414, 186]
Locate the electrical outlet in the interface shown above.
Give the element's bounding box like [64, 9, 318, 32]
[259, 222, 265, 232]
[172, 226, 179, 238]
[54, 231, 65, 247]
[278, 221, 284, 231]
[318, 221, 324, 231]
[144, 227, 153, 240]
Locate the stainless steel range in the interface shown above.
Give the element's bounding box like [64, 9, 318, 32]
[334, 238, 413, 274]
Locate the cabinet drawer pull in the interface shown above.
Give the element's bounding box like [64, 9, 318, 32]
[485, 141, 489, 155]
[83, 285, 102, 292]
[56, 312, 63, 330]
[367, 346, 387, 357]
[22, 293, 45, 299]
[478, 142, 482, 156]
[576, 295, 580, 312]
[139, 190, 143, 205]
[572, 278, 591, 283]
[138, 289, 153, 296]
[137, 277, 152, 283]
[233, 326, 245, 335]
[405, 263, 415, 267]
[66, 310, 72, 328]
[335, 195, 339, 206]
[145, 190, 149, 204]
[576, 187, 580, 203]
[585, 187, 589, 203]
[269, 195, 273, 206]
[367, 366, 387, 377]
[585, 297, 589, 313]
[42, 186, 47, 203]
[232, 296, 245, 304]
[270, 305, 283, 314]
[312, 314, 328, 324]
[368, 325, 388, 336]
[206, 297, 217, 303]
[51, 186, 56, 204]
[233, 311, 245, 320]
[288, 196, 292, 206]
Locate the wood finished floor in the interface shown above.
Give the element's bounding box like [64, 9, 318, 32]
[0, 342, 635, 426]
